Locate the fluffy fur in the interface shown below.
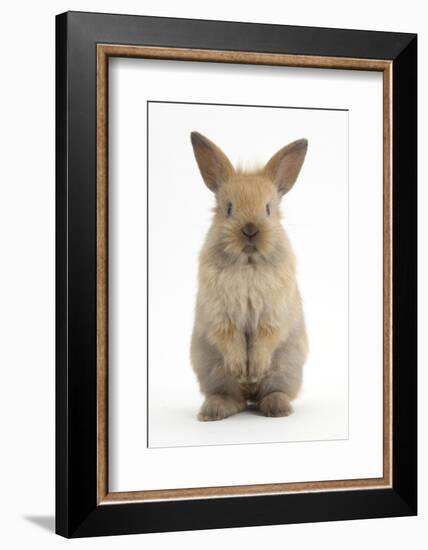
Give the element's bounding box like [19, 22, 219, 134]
[190, 132, 309, 421]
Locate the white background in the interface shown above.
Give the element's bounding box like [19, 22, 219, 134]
[0, 1, 425, 548]
[110, 59, 383, 491]
[146, 101, 349, 449]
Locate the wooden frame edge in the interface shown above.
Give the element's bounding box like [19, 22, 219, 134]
[96, 44, 393, 505]
[98, 44, 391, 71]
[383, 62, 393, 489]
[97, 45, 109, 503]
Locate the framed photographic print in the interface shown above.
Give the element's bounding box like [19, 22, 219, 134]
[56, 11, 417, 538]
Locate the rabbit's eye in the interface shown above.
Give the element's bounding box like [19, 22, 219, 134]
[266, 203, 271, 216]
[226, 202, 233, 217]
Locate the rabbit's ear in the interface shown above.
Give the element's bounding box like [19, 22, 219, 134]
[190, 132, 235, 192]
[264, 139, 308, 196]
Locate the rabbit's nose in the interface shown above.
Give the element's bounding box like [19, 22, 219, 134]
[241, 223, 259, 238]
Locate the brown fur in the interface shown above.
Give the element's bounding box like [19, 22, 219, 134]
[190, 132, 309, 420]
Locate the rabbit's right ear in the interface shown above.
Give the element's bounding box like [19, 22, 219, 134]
[264, 139, 308, 196]
[190, 132, 234, 192]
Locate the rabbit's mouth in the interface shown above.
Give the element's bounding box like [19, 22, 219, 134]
[243, 244, 256, 254]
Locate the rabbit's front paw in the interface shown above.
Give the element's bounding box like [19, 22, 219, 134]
[223, 352, 247, 381]
[248, 349, 272, 383]
[198, 394, 245, 421]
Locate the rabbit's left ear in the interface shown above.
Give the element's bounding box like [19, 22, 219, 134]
[264, 139, 308, 196]
[190, 132, 235, 192]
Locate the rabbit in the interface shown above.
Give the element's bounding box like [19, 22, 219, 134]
[190, 132, 309, 421]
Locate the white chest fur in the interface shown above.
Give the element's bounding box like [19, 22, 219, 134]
[205, 262, 288, 332]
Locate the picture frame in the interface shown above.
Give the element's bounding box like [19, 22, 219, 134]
[56, 10, 417, 538]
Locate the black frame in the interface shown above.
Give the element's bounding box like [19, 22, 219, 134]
[56, 11, 417, 538]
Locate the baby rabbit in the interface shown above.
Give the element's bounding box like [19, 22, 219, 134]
[190, 132, 308, 421]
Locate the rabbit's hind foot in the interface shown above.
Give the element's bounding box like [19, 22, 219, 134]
[198, 394, 246, 421]
[259, 391, 294, 417]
